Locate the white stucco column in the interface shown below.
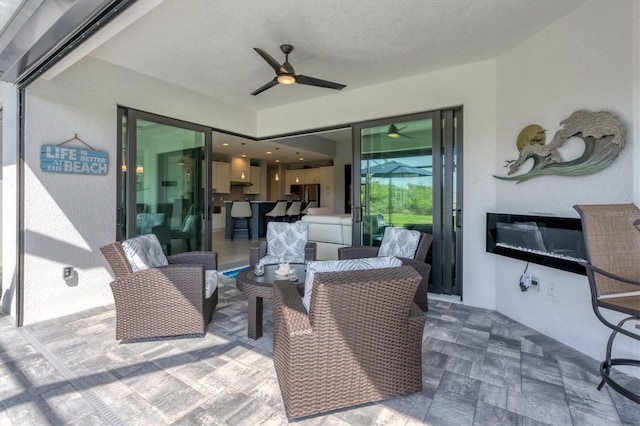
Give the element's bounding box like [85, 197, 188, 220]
[634, 0, 640, 205]
[1, 82, 20, 324]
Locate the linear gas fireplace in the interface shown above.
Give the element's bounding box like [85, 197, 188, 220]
[486, 213, 587, 275]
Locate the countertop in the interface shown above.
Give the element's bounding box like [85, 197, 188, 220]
[223, 200, 279, 203]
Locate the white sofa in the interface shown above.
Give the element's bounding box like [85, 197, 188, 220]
[301, 212, 353, 260]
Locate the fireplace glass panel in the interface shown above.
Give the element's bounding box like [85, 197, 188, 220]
[487, 213, 587, 275]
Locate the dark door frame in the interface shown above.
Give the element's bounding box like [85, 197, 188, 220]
[117, 108, 213, 250]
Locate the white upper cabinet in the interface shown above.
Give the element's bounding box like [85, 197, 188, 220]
[243, 166, 262, 194]
[212, 161, 230, 193]
[231, 157, 250, 183]
[304, 168, 322, 184]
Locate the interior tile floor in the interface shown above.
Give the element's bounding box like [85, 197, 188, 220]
[212, 230, 253, 269]
[1, 271, 639, 425]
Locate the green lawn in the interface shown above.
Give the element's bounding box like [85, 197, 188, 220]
[383, 213, 433, 228]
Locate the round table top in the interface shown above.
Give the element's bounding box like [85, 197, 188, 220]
[236, 263, 306, 291]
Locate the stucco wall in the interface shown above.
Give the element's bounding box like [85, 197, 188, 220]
[1, 82, 19, 321]
[635, 0, 640, 205]
[20, 58, 255, 324]
[495, 0, 637, 364]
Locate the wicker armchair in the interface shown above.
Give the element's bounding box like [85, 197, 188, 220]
[574, 203, 640, 403]
[249, 221, 317, 267]
[338, 230, 433, 311]
[100, 242, 218, 340]
[272, 265, 424, 419]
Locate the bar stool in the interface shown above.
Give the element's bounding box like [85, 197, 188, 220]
[300, 200, 316, 216]
[264, 200, 287, 233]
[286, 200, 302, 222]
[230, 201, 252, 241]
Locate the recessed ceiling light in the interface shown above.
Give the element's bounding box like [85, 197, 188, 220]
[275, 159, 280, 163]
[241, 154, 247, 158]
[266, 151, 272, 154]
[222, 143, 229, 146]
[299, 157, 304, 161]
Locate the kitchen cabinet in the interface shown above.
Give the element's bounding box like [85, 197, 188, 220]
[231, 157, 250, 183]
[304, 168, 322, 184]
[243, 166, 262, 194]
[212, 161, 230, 193]
[284, 166, 333, 194]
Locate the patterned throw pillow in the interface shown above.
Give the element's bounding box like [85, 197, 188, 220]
[259, 255, 305, 266]
[121, 234, 169, 272]
[302, 256, 402, 312]
[266, 222, 309, 258]
[378, 227, 421, 258]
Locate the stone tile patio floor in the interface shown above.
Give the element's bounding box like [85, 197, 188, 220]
[1, 273, 639, 425]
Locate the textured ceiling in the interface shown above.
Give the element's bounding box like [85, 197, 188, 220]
[90, 0, 587, 112]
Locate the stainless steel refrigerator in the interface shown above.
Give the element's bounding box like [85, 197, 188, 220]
[290, 184, 320, 206]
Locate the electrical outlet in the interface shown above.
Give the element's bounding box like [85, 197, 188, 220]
[531, 276, 540, 291]
[63, 266, 74, 280]
[547, 281, 556, 297]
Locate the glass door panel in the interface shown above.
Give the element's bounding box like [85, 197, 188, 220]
[358, 118, 434, 246]
[353, 109, 462, 296]
[119, 110, 211, 254]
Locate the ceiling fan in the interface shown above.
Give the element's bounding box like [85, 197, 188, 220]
[251, 44, 346, 96]
[387, 124, 414, 139]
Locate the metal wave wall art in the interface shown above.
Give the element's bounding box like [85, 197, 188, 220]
[495, 110, 626, 183]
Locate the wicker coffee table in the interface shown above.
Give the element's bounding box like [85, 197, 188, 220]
[236, 264, 305, 339]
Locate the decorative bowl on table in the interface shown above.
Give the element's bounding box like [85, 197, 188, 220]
[275, 263, 292, 276]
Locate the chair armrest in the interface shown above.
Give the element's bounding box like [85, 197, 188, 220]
[398, 257, 431, 312]
[409, 302, 423, 318]
[249, 241, 267, 266]
[337, 245, 380, 260]
[272, 281, 312, 336]
[398, 257, 430, 278]
[168, 251, 217, 271]
[111, 265, 204, 292]
[109, 265, 205, 311]
[579, 262, 640, 287]
[305, 242, 317, 262]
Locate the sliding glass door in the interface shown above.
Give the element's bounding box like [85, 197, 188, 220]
[118, 109, 212, 254]
[352, 108, 463, 296]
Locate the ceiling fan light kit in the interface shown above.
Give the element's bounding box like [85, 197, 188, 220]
[251, 44, 346, 95]
[277, 74, 296, 85]
[386, 124, 415, 139]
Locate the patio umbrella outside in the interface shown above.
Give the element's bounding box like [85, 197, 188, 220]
[361, 160, 432, 225]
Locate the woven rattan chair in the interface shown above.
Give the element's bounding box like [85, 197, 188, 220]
[100, 242, 218, 340]
[338, 230, 433, 311]
[272, 265, 424, 419]
[574, 203, 640, 403]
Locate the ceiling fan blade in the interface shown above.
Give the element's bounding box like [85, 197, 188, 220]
[253, 48, 282, 72]
[281, 60, 295, 75]
[296, 75, 346, 90]
[251, 78, 278, 96]
[398, 133, 415, 139]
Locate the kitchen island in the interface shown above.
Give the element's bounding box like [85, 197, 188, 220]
[225, 201, 298, 239]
